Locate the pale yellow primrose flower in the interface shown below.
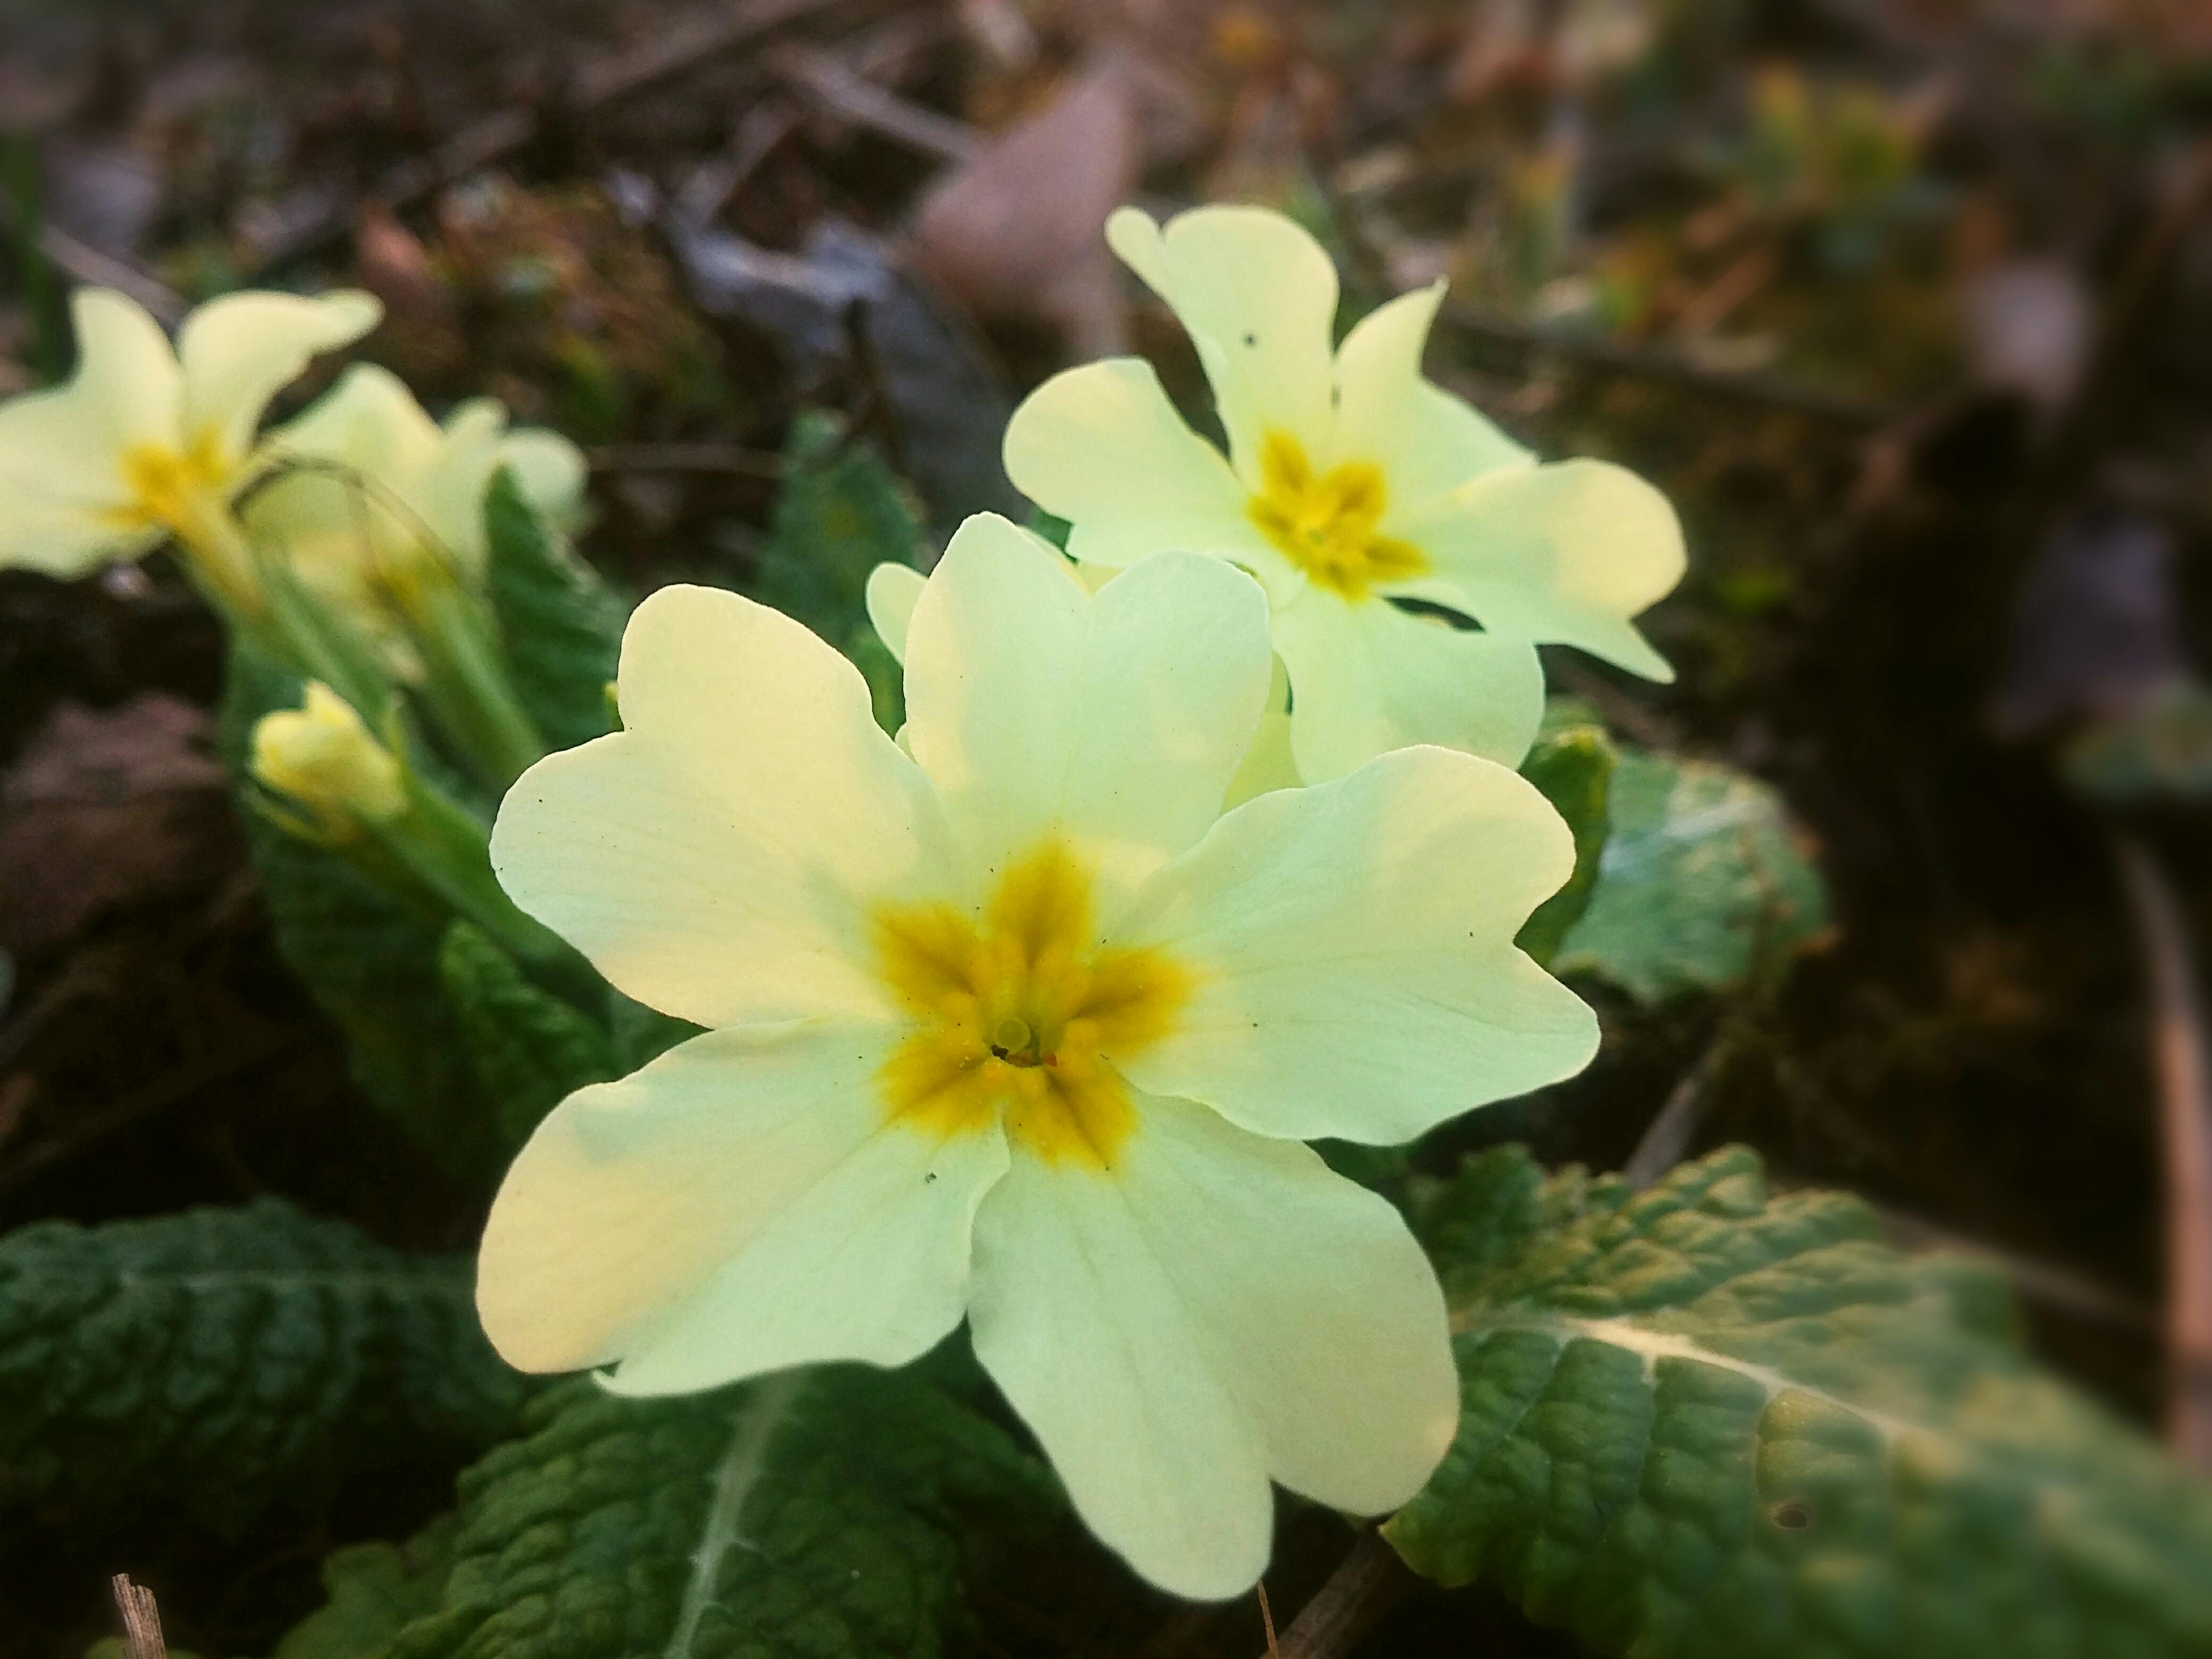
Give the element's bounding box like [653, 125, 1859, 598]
[480, 514, 1598, 1600]
[250, 363, 586, 638]
[1002, 205, 1686, 784]
[250, 681, 407, 837]
[0, 287, 380, 605]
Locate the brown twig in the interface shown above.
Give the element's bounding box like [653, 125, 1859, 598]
[1864, 1200, 2158, 1333]
[239, 0, 849, 275]
[0, 1027, 308, 1197]
[33, 222, 186, 321]
[2111, 831, 2212, 1470]
[1435, 300, 1904, 428]
[111, 1575, 166, 1659]
[585, 441, 785, 477]
[1256, 1582, 1280, 1659]
[2044, 140, 2212, 467]
[770, 44, 980, 162]
[1255, 1531, 1418, 1659]
[1624, 1030, 1732, 1189]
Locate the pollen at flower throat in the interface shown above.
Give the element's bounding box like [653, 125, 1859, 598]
[872, 843, 1188, 1170]
[114, 433, 230, 533]
[1246, 430, 1427, 601]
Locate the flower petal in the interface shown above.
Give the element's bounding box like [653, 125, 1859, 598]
[253, 364, 447, 601]
[1001, 357, 1271, 576]
[1106, 205, 1338, 482]
[270, 362, 442, 481]
[416, 399, 511, 571]
[478, 1020, 1006, 1388]
[1329, 283, 1529, 508]
[0, 290, 181, 576]
[865, 560, 927, 664]
[177, 289, 382, 466]
[491, 583, 961, 1026]
[1271, 591, 1544, 782]
[1116, 746, 1599, 1143]
[1405, 458, 1685, 682]
[968, 1093, 1457, 1600]
[901, 515, 1272, 901]
[496, 426, 588, 526]
[1221, 653, 1300, 809]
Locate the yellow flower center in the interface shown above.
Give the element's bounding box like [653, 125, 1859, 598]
[1246, 430, 1427, 601]
[115, 432, 231, 534]
[871, 842, 1188, 1170]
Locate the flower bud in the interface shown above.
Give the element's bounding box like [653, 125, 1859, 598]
[250, 683, 406, 834]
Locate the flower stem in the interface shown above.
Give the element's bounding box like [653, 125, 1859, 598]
[174, 491, 399, 722]
[168, 488, 269, 622]
[370, 768, 569, 970]
[397, 573, 547, 791]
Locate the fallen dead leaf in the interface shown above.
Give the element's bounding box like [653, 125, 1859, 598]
[0, 694, 234, 959]
[911, 59, 1138, 358]
[1962, 258, 2093, 417]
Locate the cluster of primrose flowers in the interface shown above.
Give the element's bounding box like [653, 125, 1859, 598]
[0, 205, 1681, 1602]
[0, 283, 585, 962]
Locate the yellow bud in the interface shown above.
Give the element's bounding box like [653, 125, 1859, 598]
[250, 683, 406, 832]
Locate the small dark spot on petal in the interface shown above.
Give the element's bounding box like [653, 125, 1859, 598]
[925, 1171, 939, 1184]
[1243, 332, 1257, 346]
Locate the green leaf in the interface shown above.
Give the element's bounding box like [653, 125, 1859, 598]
[220, 642, 506, 1186]
[605, 991, 702, 1072]
[389, 1362, 1057, 1659]
[1388, 1144, 2212, 1658]
[1554, 747, 1829, 1003]
[2063, 683, 2212, 802]
[276, 1516, 460, 1659]
[752, 412, 924, 734]
[484, 468, 627, 753]
[438, 923, 619, 1152]
[1515, 721, 1615, 967]
[0, 1201, 524, 1530]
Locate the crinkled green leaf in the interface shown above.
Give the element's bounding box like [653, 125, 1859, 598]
[219, 645, 505, 1187]
[752, 412, 923, 734]
[1515, 722, 1615, 967]
[1388, 1144, 2212, 1658]
[438, 923, 618, 1152]
[1555, 748, 1829, 1003]
[484, 468, 626, 753]
[389, 1362, 1057, 1659]
[276, 1515, 460, 1659]
[0, 1202, 524, 1530]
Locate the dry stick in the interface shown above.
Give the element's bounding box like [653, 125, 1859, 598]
[1434, 300, 1903, 428]
[1256, 1583, 1281, 1659]
[585, 440, 785, 477]
[1623, 1031, 1731, 1189]
[1865, 1201, 2158, 1334]
[769, 43, 981, 162]
[2112, 832, 2212, 1470]
[239, 0, 848, 275]
[670, 99, 802, 226]
[111, 1575, 167, 1659]
[0, 1027, 307, 1197]
[35, 223, 186, 322]
[2045, 140, 2212, 467]
[1255, 1531, 1420, 1659]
